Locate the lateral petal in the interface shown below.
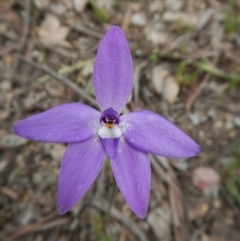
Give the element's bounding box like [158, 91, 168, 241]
[121, 110, 200, 158]
[110, 139, 151, 219]
[57, 136, 105, 214]
[93, 26, 133, 113]
[13, 103, 101, 143]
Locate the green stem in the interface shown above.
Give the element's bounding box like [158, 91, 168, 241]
[106, 180, 116, 240]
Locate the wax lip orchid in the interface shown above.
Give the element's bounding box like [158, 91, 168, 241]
[13, 26, 200, 219]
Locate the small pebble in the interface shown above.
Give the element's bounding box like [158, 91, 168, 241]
[234, 116, 240, 126]
[215, 120, 223, 128]
[198, 130, 205, 138]
[228, 130, 236, 138]
[225, 120, 234, 130]
[207, 109, 216, 118]
[188, 113, 201, 126]
[131, 12, 147, 26]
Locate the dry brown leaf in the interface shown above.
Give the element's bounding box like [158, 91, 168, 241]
[147, 207, 171, 239]
[49, 144, 66, 161]
[164, 76, 180, 103]
[149, 0, 164, 12]
[162, 11, 198, 26]
[1, 134, 27, 148]
[33, 0, 49, 9]
[188, 202, 210, 221]
[152, 65, 179, 103]
[131, 12, 147, 26]
[1, 187, 18, 200]
[72, 0, 89, 12]
[97, 0, 114, 11]
[145, 28, 168, 45]
[38, 14, 69, 46]
[49, 3, 67, 15]
[165, 0, 183, 11]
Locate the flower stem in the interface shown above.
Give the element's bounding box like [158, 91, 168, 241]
[106, 180, 116, 239]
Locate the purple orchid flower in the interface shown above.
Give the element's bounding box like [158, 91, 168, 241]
[13, 26, 200, 219]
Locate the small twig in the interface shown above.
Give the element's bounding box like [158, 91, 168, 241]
[150, 155, 181, 197]
[5, 212, 57, 241]
[43, 45, 78, 59]
[34, 218, 68, 231]
[169, 180, 180, 227]
[1, 187, 18, 200]
[185, 54, 220, 110]
[221, 188, 240, 225]
[133, 61, 148, 107]
[92, 199, 148, 241]
[151, 153, 187, 241]
[19, 56, 99, 108]
[189, 225, 207, 241]
[73, 23, 102, 39]
[215, 102, 240, 116]
[223, 130, 240, 157]
[106, 180, 117, 238]
[7, 0, 30, 81]
[95, 166, 106, 198]
[121, 3, 132, 33]
[170, 170, 188, 241]
[185, 74, 210, 111]
[169, 172, 187, 241]
[0, 44, 19, 57]
[37, 59, 94, 83]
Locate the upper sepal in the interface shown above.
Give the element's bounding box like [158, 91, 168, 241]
[93, 26, 133, 113]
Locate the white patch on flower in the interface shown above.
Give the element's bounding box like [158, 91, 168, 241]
[89, 118, 101, 133]
[93, 135, 99, 143]
[148, 115, 154, 120]
[98, 125, 121, 139]
[119, 121, 131, 134]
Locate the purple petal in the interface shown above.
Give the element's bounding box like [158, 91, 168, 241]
[121, 110, 200, 158]
[58, 136, 105, 214]
[100, 138, 119, 158]
[93, 26, 133, 113]
[110, 139, 151, 219]
[13, 103, 101, 143]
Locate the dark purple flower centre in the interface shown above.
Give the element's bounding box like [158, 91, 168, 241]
[100, 108, 120, 128]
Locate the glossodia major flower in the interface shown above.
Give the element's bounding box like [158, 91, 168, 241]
[13, 26, 200, 219]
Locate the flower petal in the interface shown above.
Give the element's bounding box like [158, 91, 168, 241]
[121, 110, 200, 158]
[110, 139, 151, 218]
[100, 138, 119, 158]
[58, 136, 105, 214]
[13, 103, 101, 143]
[93, 26, 133, 113]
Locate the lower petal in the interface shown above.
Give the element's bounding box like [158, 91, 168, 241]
[110, 139, 151, 219]
[57, 136, 105, 214]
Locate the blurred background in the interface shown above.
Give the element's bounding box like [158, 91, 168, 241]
[0, 0, 240, 240]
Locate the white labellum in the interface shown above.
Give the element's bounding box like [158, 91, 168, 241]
[98, 125, 121, 139]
